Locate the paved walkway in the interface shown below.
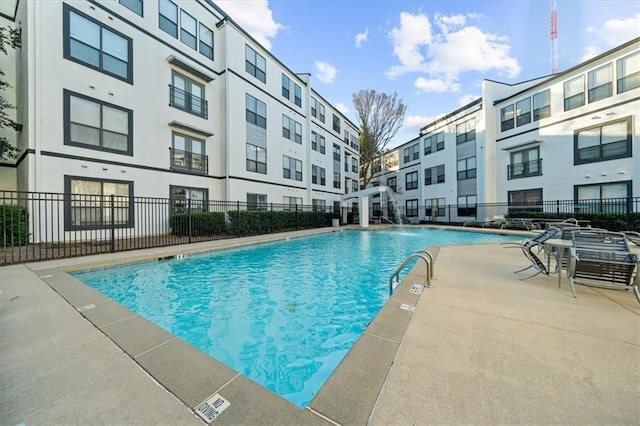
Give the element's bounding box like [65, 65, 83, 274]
[1, 227, 639, 425]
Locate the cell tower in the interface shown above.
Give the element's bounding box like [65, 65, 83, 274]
[550, 0, 558, 74]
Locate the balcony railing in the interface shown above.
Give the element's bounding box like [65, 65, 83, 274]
[170, 148, 209, 174]
[507, 158, 542, 180]
[169, 85, 208, 118]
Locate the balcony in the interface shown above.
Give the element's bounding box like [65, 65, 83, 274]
[169, 85, 208, 118]
[170, 148, 209, 175]
[507, 158, 542, 180]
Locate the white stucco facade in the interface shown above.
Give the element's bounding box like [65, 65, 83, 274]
[1, 0, 359, 211]
[366, 38, 639, 223]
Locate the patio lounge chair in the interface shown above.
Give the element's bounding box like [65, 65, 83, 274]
[622, 231, 640, 246]
[567, 230, 640, 303]
[513, 226, 561, 280]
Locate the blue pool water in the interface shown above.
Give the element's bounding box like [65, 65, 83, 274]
[74, 228, 518, 406]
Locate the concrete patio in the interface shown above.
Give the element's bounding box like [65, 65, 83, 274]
[1, 227, 639, 425]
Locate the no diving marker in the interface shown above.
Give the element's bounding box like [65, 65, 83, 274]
[195, 394, 230, 423]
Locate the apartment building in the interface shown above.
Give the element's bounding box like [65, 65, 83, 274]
[366, 37, 639, 223]
[0, 0, 359, 224]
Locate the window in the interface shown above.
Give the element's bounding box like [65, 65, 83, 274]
[403, 143, 419, 163]
[311, 97, 325, 122]
[312, 165, 326, 185]
[284, 197, 303, 210]
[159, 0, 178, 38]
[533, 90, 550, 121]
[283, 156, 303, 181]
[617, 51, 640, 93]
[65, 176, 133, 230]
[245, 44, 266, 83]
[312, 199, 326, 211]
[424, 132, 444, 154]
[575, 181, 632, 214]
[170, 186, 207, 213]
[387, 176, 397, 192]
[564, 75, 585, 111]
[350, 134, 359, 151]
[344, 159, 349, 173]
[515, 98, 531, 127]
[180, 10, 197, 49]
[575, 117, 631, 164]
[500, 105, 515, 131]
[456, 119, 476, 144]
[246, 144, 266, 174]
[333, 172, 341, 189]
[199, 24, 214, 60]
[282, 74, 290, 99]
[247, 193, 267, 210]
[405, 171, 418, 190]
[352, 157, 358, 173]
[405, 199, 418, 217]
[246, 94, 266, 128]
[311, 131, 325, 153]
[64, 5, 133, 83]
[283, 115, 302, 143]
[457, 157, 476, 180]
[588, 63, 612, 103]
[508, 188, 542, 212]
[332, 114, 341, 133]
[294, 84, 302, 107]
[424, 165, 444, 185]
[425, 198, 446, 217]
[119, 0, 142, 16]
[333, 144, 340, 161]
[318, 103, 325, 122]
[171, 133, 206, 174]
[170, 72, 207, 118]
[508, 147, 540, 179]
[457, 195, 477, 217]
[372, 202, 381, 217]
[64, 90, 132, 155]
[352, 180, 359, 193]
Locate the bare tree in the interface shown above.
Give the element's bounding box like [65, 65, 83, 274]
[353, 89, 406, 189]
[0, 26, 22, 160]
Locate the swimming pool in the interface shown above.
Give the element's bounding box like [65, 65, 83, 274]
[74, 228, 518, 407]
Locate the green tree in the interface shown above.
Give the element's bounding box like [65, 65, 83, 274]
[0, 25, 21, 160]
[353, 89, 406, 189]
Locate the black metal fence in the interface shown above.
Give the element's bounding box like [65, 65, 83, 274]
[2, 190, 639, 265]
[0, 191, 349, 265]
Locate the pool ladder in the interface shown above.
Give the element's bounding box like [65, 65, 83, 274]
[389, 250, 434, 295]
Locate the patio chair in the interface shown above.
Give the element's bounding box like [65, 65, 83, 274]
[513, 226, 560, 280]
[622, 231, 640, 246]
[566, 230, 640, 303]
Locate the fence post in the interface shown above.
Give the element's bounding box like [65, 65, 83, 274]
[295, 204, 299, 230]
[236, 201, 241, 237]
[110, 194, 115, 253]
[187, 198, 192, 244]
[270, 203, 273, 234]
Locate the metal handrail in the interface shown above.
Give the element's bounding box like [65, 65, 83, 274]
[389, 250, 433, 295]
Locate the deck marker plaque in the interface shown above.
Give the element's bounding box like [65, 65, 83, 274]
[196, 394, 230, 423]
[410, 284, 424, 294]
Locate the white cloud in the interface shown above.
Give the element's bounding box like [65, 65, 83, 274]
[315, 61, 338, 84]
[386, 11, 520, 86]
[582, 13, 640, 60]
[415, 77, 460, 93]
[216, 1, 283, 50]
[355, 29, 369, 48]
[335, 102, 349, 115]
[458, 93, 480, 107]
[387, 12, 432, 78]
[403, 114, 444, 134]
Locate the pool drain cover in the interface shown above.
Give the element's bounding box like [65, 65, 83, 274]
[195, 394, 230, 423]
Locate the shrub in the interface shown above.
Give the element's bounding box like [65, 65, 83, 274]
[169, 212, 226, 237]
[227, 210, 327, 235]
[0, 204, 29, 246]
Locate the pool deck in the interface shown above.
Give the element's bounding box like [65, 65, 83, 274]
[1, 225, 639, 425]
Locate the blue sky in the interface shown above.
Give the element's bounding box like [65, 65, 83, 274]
[216, 0, 640, 147]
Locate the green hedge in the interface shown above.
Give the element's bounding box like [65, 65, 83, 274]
[169, 212, 226, 237]
[1, 204, 29, 246]
[228, 210, 327, 235]
[504, 211, 640, 232]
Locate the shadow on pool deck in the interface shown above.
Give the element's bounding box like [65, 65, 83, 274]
[1, 226, 639, 425]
